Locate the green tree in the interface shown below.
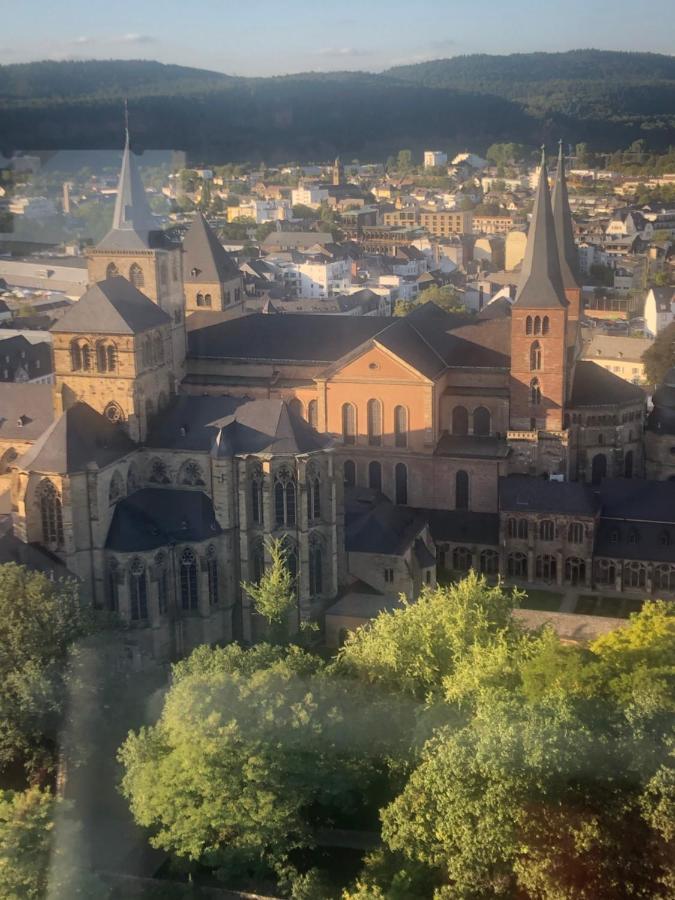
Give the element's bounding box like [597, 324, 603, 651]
[643, 321, 675, 385]
[242, 538, 297, 644]
[396, 150, 413, 172]
[393, 285, 466, 318]
[292, 203, 320, 220]
[576, 142, 591, 167]
[486, 143, 527, 167]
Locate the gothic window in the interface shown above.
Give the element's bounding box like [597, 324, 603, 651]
[591, 453, 607, 485]
[106, 262, 119, 278]
[536, 554, 557, 582]
[196, 293, 205, 307]
[307, 468, 321, 521]
[153, 334, 163, 365]
[106, 559, 120, 613]
[104, 402, 124, 424]
[530, 378, 541, 406]
[565, 557, 586, 585]
[395, 462, 408, 505]
[251, 540, 265, 583]
[654, 564, 675, 592]
[274, 466, 296, 526]
[129, 263, 144, 288]
[80, 342, 92, 371]
[452, 546, 472, 571]
[204, 293, 212, 307]
[530, 341, 542, 371]
[108, 470, 124, 505]
[368, 460, 382, 492]
[38, 479, 64, 547]
[508, 517, 528, 539]
[525, 315, 533, 335]
[473, 406, 490, 436]
[206, 546, 219, 607]
[343, 459, 356, 487]
[507, 552, 527, 578]
[156, 552, 169, 615]
[455, 470, 469, 511]
[367, 399, 382, 446]
[533, 315, 542, 335]
[568, 522, 584, 544]
[342, 403, 356, 445]
[127, 462, 140, 494]
[394, 406, 408, 448]
[452, 405, 469, 436]
[289, 398, 303, 419]
[149, 458, 170, 484]
[542, 316, 550, 335]
[539, 519, 554, 541]
[129, 558, 148, 621]
[251, 468, 264, 525]
[623, 560, 646, 589]
[70, 340, 83, 371]
[309, 535, 323, 595]
[179, 460, 205, 487]
[285, 540, 299, 594]
[180, 548, 199, 610]
[595, 559, 616, 586]
[480, 548, 499, 575]
[307, 399, 318, 429]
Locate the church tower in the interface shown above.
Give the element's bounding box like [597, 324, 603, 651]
[332, 156, 344, 187]
[552, 141, 582, 321]
[509, 149, 568, 432]
[87, 122, 186, 382]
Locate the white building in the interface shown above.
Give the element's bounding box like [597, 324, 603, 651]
[236, 198, 291, 224]
[424, 151, 448, 169]
[297, 257, 351, 298]
[643, 287, 675, 337]
[291, 185, 329, 210]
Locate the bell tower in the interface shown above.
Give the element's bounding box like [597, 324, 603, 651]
[510, 149, 568, 433]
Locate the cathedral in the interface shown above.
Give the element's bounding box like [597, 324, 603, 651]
[1, 137, 674, 666]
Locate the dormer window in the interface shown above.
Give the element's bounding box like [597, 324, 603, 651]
[191, 267, 199, 278]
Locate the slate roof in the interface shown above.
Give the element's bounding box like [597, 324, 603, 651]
[0, 529, 73, 579]
[51, 277, 171, 335]
[499, 475, 600, 516]
[325, 591, 401, 619]
[0, 383, 55, 441]
[18, 402, 136, 474]
[345, 488, 428, 555]
[106, 488, 221, 552]
[182, 213, 241, 283]
[570, 360, 645, 407]
[594, 519, 675, 563]
[551, 143, 581, 292]
[425, 509, 500, 545]
[582, 333, 652, 363]
[513, 150, 568, 310]
[146, 395, 328, 455]
[598, 478, 675, 523]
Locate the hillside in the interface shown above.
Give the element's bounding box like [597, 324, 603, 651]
[0, 51, 674, 162]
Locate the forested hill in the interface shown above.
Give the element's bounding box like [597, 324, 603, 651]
[1, 50, 674, 162]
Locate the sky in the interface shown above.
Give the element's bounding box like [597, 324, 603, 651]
[1, 0, 673, 77]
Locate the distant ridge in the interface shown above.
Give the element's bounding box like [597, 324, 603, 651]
[1, 50, 673, 161]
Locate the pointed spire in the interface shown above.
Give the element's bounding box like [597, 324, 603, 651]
[513, 147, 567, 309]
[552, 140, 581, 291]
[96, 105, 158, 251]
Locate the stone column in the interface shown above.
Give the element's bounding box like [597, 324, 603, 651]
[556, 551, 563, 586]
[527, 549, 534, 583]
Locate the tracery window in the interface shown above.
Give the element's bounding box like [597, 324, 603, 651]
[104, 402, 124, 424]
[306, 465, 321, 521]
[38, 479, 64, 547]
[206, 545, 219, 606]
[539, 519, 554, 541]
[251, 465, 264, 525]
[180, 548, 199, 610]
[106, 559, 120, 613]
[149, 458, 170, 484]
[129, 557, 148, 621]
[507, 552, 527, 578]
[108, 470, 124, 505]
[106, 262, 119, 278]
[452, 546, 472, 571]
[179, 460, 205, 486]
[274, 465, 296, 526]
[536, 554, 557, 582]
[129, 263, 144, 289]
[568, 522, 584, 544]
[530, 341, 542, 371]
[480, 549, 499, 575]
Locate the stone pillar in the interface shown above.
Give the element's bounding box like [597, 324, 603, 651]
[556, 551, 563, 586]
[615, 564, 623, 594]
[527, 549, 534, 583]
[585, 557, 592, 588]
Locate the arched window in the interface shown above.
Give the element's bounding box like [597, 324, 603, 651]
[452, 406, 469, 436]
[565, 557, 585, 585]
[129, 558, 148, 621]
[289, 398, 303, 419]
[106, 559, 120, 613]
[251, 540, 265, 583]
[536, 554, 557, 583]
[149, 458, 170, 484]
[368, 460, 382, 492]
[394, 406, 408, 448]
[307, 469, 321, 521]
[307, 399, 318, 429]
[453, 546, 472, 571]
[367, 399, 382, 446]
[274, 466, 296, 525]
[654, 564, 675, 592]
[127, 462, 140, 494]
[70, 340, 82, 371]
[106, 262, 119, 278]
[595, 559, 616, 586]
[542, 316, 550, 335]
[591, 453, 607, 485]
[395, 462, 408, 505]
[568, 522, 584, 544]
[623, 561, 646, 589]
[39, 480, 64, 547]
[204, 293, 212, 307]
[344, 460, 356, 487]
[196, 292, 205, 307]
[507, 517, 528, 539]
[251, 468, 263, 525]
[534, 315, 542, 335]
[206, 546, 219, 606]
[309, 535, 323, 595]
[480, 549, 499, 575]
[539, 519, 554, 541]
[624, 450, 634, 479]
[179, 460, 205, 486]
[525, 315, 533, 335]
[108, 470, 124, 505]
[507, 552, 527, 578]
[180, 548, 199, 610]
[342, 403, 356, 445]
[104, 402, 124, 424]
[455, 470, 469, 510]
[156, 552, 169, 616]
[530, 378, 541, 406]
[530, 341, 542, 371]
[80, 342, 92, 371]
[153, 334, 163, 366]
[129, 263, 144, 288]
[473, 406, 491, 436]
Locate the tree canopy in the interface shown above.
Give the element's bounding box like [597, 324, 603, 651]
[642, 321, 675, 385]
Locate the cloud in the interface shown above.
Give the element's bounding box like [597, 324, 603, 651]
[314, 46, 367, 58]
[118, 33, 155, 44]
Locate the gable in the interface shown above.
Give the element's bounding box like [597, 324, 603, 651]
[325, 341, 431, 384]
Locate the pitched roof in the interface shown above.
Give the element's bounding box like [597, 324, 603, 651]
[513, 150, 568, 310]
[598, 478, 675, 524]
[18, 402, 136, 474]
[499, 475, 600, 516]
[570, 360, 645, 407]
[551, 143, 581, 292]
[0, 383, 55, 442]
[345, 488, 428, 556]
[182, 213, 240, 283]
[106, 488, 220, 552]
[96, 132, 159, 252]
[51, 277, 171, 335]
